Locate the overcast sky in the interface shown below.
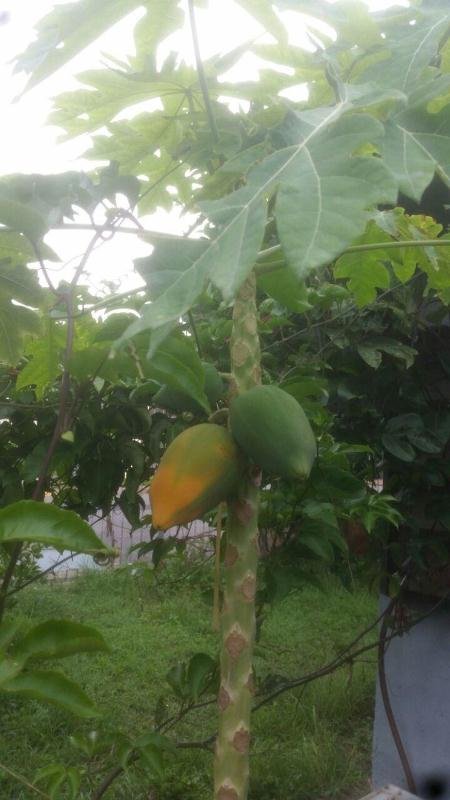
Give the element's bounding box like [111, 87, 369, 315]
[0, 0, 405, 294]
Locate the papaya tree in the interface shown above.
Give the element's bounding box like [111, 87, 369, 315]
[1, 1, 449, 798]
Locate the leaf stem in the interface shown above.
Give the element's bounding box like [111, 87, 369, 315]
[256, 238, 450, 274]
[187, 0, 219, 143]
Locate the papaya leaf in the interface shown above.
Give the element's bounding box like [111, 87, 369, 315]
[358, 4, 449, 94]
[13, 0, 142, 91]
[0, 501, 112, 554]
[119, 102, 398, 335]
[2, 670, 100, 717]
[383, 106, 450, 202]
[0, 189, 48, 240]
[235, 0, 288, 43]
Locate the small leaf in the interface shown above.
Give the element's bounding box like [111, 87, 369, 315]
[186, 652, 217, 700]
[357, 344, 382, 369]
[382, 433, 416, 462]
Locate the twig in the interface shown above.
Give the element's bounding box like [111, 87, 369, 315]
[6, 553, 79, 597]
[0, 761, 51, 799]
[30, 240, 58, 294]
[378, 601, 417, 793]
[188, 310, 203, 357]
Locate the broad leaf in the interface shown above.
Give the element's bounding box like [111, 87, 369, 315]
[0, 501, 112, 554]
[120, 102, 398, 336]
[0, 189, 48, 240]
[358, 4, 450, 95]
[383, 106, 450, 202]
[133, 0, 184, 70]
[382, 433, 416, 462]
[14, 0, 142, 91]
[275, 113, 397, 278]
[186, 652, 217, 700]
[235, 0, 288, 43]
[0, 300, 41, 365]
[2, 670, 100, 717]
[148, 334, 210, 413]
[13, 620, 110, 661]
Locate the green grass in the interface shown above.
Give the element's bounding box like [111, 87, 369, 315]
[0, 566, 377, 800]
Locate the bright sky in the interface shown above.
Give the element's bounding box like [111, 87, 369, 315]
[0, 0, 405, 296]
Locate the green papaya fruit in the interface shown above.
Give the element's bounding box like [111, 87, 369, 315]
[230, 384, 316, 479]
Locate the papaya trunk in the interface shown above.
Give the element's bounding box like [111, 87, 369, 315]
[214, 273, 261, 800]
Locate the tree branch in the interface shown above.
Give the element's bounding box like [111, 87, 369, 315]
[0, 761, 51, 799]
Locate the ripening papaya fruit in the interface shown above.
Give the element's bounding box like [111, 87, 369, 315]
[150, 423, 242, 529]
[230, 385, 316, 480]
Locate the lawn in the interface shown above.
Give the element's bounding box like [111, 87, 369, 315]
[0, 565, 377, 799]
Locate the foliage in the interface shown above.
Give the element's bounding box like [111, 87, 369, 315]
[0, 569, 375, 800]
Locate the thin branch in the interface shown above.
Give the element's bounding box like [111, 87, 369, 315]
[30, 240, 58, 294]
[6, 553, 79, 597]
[188, 310, 203, 357]
[50, 222, 450, 263]
[0, 762, 51, 799]
[378, 602, 417, 793]
[187, 0, 219, 143]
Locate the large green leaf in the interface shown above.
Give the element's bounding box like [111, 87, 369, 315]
[0, 501, 112, 554]
[359, 3, 449, 95]
[15, 319, 64, 398]
[2, 670, 100, 717]
[133, 0, 184, 70]
[383, 106, 450, 202]
[13, 0, 142, 91]
[49, 64, 197, 140]
[275, 113, 397, 277]
[148, 334, 210, 413]
[120, 100, 399, 336]
[13, 620, 110, 661]
[235, 0, 288, 43]
[0, 231, 50, 266]
[0, 190, 48, 240]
